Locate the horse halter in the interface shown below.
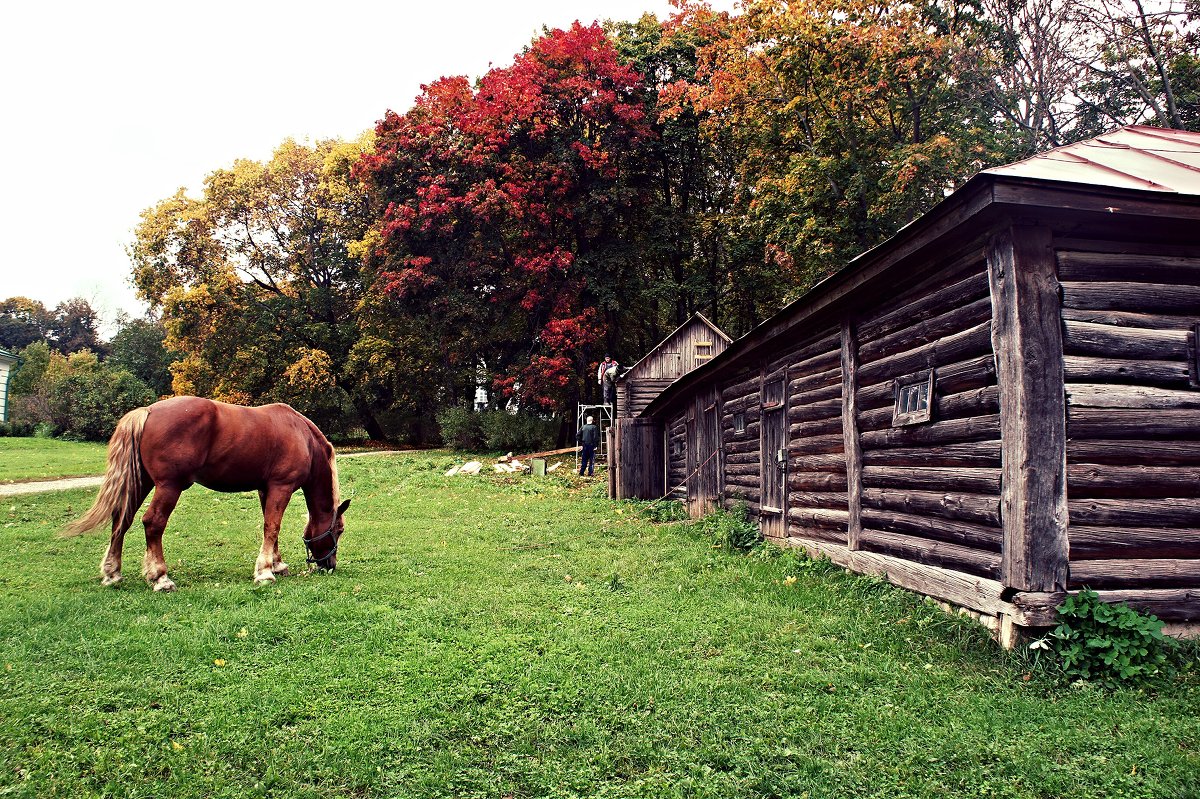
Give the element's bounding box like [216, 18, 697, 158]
[303, 521, 339, 569]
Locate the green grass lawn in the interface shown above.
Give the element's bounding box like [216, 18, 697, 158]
[0, 437, 108, 483]
[0, 452, 1196, 798]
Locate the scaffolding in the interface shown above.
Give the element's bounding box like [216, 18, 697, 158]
[575, 403, 613, 473]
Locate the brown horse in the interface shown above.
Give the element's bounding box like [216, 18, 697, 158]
[67, 396, 350, 591]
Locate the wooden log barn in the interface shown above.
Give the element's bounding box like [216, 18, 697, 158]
[615, 313, 732, 419]
[607, 126, 1200, 645]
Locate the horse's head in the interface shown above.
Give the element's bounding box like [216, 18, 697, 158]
[304, 499, 351, 571]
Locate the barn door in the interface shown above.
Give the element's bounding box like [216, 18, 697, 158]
[760, 378, 788, 539]
[685, 405, 699, 516]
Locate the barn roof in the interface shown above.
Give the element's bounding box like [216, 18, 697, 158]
[643, 125, 1200, 418]
[617, 312, 731, 381]
[982, 126, 1200, 194]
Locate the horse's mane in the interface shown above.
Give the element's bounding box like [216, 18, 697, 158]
[328, 445, 341, 507]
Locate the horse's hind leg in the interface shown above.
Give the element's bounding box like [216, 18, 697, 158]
[99, 483, 151, 586]
[254, 485, 292, 584]
[142, 483, 184, 592]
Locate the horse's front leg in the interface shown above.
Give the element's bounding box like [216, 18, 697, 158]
[255, 486, 292, 584]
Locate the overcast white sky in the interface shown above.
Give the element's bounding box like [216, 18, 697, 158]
[1, 0, 730, 333]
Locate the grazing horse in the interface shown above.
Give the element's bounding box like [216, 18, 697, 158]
[66, 396, 350, 591]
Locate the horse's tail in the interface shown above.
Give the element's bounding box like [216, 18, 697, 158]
[64, 407, 150, 537]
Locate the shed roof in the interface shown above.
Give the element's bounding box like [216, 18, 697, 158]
[982, 126, 1200, 194]
[0, 348, 16, 363]
[617, 312, 731, 381]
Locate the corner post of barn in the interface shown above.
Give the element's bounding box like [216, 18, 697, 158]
[987, 223, 1069, 644]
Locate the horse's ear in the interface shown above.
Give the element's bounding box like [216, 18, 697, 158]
[337, 499, 351, 517]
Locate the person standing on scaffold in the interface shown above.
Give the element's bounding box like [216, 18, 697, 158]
[597, 354, 619, 407]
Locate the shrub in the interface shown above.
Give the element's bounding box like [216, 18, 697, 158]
[696, 504, 762, 552]
[631, 499, 688, 523]
[437, 406, 484, 451]
[12, 349, 155, 441]
[1046, 588, 1172, 688]
[478, 409, 557, 453]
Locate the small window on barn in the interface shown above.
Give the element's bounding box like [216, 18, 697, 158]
[893, 369, 934, 427]
[733, 412, 746, 434]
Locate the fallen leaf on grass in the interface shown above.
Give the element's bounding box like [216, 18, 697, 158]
[213, 659, 227, 667]
[783, 576, 798, 587]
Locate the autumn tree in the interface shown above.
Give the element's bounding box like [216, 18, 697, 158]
[131, 135, 397, 438]
[358, 22, 655, 414]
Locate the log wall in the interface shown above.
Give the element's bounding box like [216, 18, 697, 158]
[666, 411, 688, 501]
[1059, 247, 1200, 593]
[719, 368, 762, 516]
[850, 254, 1004, 580]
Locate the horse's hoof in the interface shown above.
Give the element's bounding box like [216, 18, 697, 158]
[152, 575, 176, 592]
[272, 562, 290, 577]
[254, 572, 276, 585]
[100, 573, 123, 587]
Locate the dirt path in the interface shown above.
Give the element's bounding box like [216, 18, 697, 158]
[0, 450, 412, 497]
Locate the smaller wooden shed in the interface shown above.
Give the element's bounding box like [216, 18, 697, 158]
[615, 313, 731, 419]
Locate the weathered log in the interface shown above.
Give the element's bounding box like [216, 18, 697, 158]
[861, 507, 1002, 551]
[862, 465, 1001, 494]
[858, 297, 992, 365]
[858, 385, 1000, 432]
[1068, 464, 1200, 497]
[857, 321, 992, 387]
[860, 528, 1001, 579]
[857, 354, 996, 411]
[861, 487, 1001, 527]
[1069, 497, 1200, 526]
[1062, 355, 1191, 388]
[860, 413, 1001, 449]
[724, 452, 760, 466]
[858, 268, 989, 343]
[789, 470, 849, 492]
[786, 507, 850, 530]
[1062, 319, 1188, 360]
[791, 365, 842, 395]
[1069, 526, 1200, 560]
[841, 318, 863, 551]
[791, 434, 845, 456]
[861, 441, 1001, 468]
[990, 225, 1068, 593]
[724, 438, 761, 456]
[786, 524, 848, 545]
[771, 329, 841, 371]
[1089, 588, 1200, 622]
[793, 382, 842, 406]
[1056, 250, 1200, 285]
[1061, 307, 1198, 332]
[788, 491, 849, 510]
[792, 453, 848, 473]
[724, 463, 762, 478]
[1067, 440, 1200, 465]
[1065, 383, 1200, 410]
[1069, 559, 1200, 590]
[1068, 408, 1200, 439]
[789, 396, 843, 423]
[1060, 281, 1200, 315]
[789, 416, 844, 439]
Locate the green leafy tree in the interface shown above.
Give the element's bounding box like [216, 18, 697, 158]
[108, 315, 175, 397]
[0, 297, 53, 352]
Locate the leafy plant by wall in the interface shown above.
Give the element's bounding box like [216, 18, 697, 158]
[1046, 588, 1172, 689]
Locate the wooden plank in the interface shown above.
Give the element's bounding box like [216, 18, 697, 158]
[841, 318, 863, 551]
[860, 414, 1000, 449]
[1070, 559, 1200, 590]
[1062, 320, 1188, 360]
[862, 465, 1000, 494]
[1060, 281, 1200, 315]
[861, 441, 1001, 468]
[1056, 250, 1200, 285]
[1069, 526, 1200, 560]
[856, 321, 992, 387]
[1068, 408, 1200, 439]
[857, 268, 990, 343]
[861, 487, 1001, 527]
[781, 534, 1058, 626]
[1090, 588, 1200, 622]
[1065, 383, 1200, 410]
[1062, 355, 1190, 388]
[861, 508, 1002, 551]
[858, 297, 992, 365]
[1067, 440, 1200, 465]
[988, 225, 1068, 593]
[1061, 307, 1198, 332]
[1069, 497, 1200, 526]
[860, 529, 1001, 578]
[1067, 464, 1200, 498]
